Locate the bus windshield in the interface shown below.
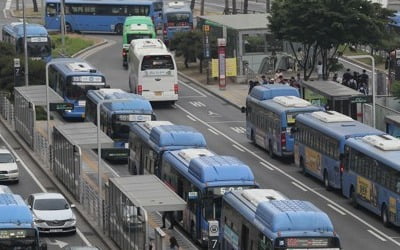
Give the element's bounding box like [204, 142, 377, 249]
[141, 55, 174, 70]
[166, 13, 191, 26]
[203, 196, 222, 220]
[112, 121, 131, 140]
[127, 34, 153, 43]
[27, 42, 51, 57]
[0, 228, 38, 250]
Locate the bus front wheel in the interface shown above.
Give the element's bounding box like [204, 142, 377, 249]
[268, 140, 274, 159]
[65, 23, 72, 32]
[381, 204, 391, 227]
[300, 158, 307, 176]
[323, 170, 331, 191]
[115, 24, 123, 35]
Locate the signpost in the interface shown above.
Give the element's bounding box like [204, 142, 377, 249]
[13, 58, 21, 86]
[203, 25, 210, 84]
[218, 38, 226, 90]
[49, 103, 74, 111]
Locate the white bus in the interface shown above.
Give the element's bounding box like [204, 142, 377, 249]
[128, 38, 178, 103]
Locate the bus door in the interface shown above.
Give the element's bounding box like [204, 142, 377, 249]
[45, 2, 61, 30]
[139, 55, 177, 100]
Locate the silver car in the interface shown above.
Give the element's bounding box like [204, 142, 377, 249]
[0, 148, 19, 183]
[26, 192, 76, 234]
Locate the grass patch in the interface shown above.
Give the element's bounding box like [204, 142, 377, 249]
[339, 45, 386, 70]
[51, 34, 94, 57]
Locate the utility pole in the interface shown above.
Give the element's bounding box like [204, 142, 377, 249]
[224, 0, 229, 14]
[266, 0, 271, 13]
[60, 0, 66, 54]
[22, 0, 29, 86]
[200, 0, 204, 15]
[232, 0, 237, 14]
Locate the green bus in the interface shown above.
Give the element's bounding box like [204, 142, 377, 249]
[122, 16, 156, 68]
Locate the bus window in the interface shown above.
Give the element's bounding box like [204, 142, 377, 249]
[166, 13, 190, 26]
[66, 85, 86, 100]
[127, 33, 153, 42]
[46, 3, 58, 16]
[141, 55, 174, 70]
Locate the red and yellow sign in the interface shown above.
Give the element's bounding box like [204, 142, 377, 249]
[305, 147, 321, 174]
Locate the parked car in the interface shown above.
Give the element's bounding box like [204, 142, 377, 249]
[26, 192, 76, 234]
[0, 148, 19, 183]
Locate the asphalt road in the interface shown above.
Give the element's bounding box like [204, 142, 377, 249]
[84, 34, 400, 250]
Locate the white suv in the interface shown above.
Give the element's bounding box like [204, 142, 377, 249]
[0, 148, 19, 183]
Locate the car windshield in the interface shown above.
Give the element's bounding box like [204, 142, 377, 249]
[34, 198, 69, 210]
[0, 153, 14, 163]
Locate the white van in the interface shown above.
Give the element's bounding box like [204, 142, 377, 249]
[128, 39, 178, 103]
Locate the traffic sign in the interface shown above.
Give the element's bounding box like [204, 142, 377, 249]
[350, 95, 371, 104]
[50, 102, 74, 111]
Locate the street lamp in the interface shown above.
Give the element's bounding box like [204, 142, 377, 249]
[22, 0, 28, 86]
[346, 55, 376, 128]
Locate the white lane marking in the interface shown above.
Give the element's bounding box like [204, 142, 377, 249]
[189, 101, 206, 107]
[291, 181, 308, 192]
[207, 121, 244, 124]
[0, 134, 95, 247]
[259, 161, 274, 171]
[178, 80, 207, 97]
[186, 115, 197, 122]
[230, 126, 246, 134]
[207, 128, 219, 135]
[174, 103, 400, 247]
[232, 144, 245, 152]
[207, 110, 220, 116]
[327, 203, 346, 216]
[367, 229, 387, 241]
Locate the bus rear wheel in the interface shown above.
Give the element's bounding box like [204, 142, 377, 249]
[300, 158, 307, 176]
[350, 187, 359, 208]
[323, 170, 331, 191]
[381, 204, 391, 227]
[65, 23, 72, 32]
[268, 140, 274, 159]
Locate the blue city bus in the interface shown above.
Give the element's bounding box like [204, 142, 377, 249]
[48, 58, 106, 120]
[2, 22, 51, 61]
[85, 88, 155, 161]
[161, 148, 258, 248]
[221, 189, 341, 250]
[128, 120, 207, 175]
[342, 134, 400, 227]
[244, 95, 323, 158]
[294, 111, 384, 190]
[0, 193, 47, 250]
[44, 0, 156, 34]
[161, 1, 193, 46]
[149, 0, 163, 31]
[247, 84, 300, 102]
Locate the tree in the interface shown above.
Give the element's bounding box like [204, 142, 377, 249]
[32, 0, 38, 12]
[268, 0, 394, 80]
[170, 31, 203, 68]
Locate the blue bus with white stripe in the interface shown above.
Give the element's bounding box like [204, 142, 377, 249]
[161, 148, 258, 248]
[161, 1, 193, 46]
[85, 88, 155, 161]
[221, 189, 341, 250]
[342, 134, 400, 227]
[49, 58, 106, 120]
[0, 193, 47, 249]
[2, 22, 51, 61]
[128, 121, 207, 175]
[245, 95, 323, 158]
[294, 111, 384, 190]
[44, 0, 157, 34]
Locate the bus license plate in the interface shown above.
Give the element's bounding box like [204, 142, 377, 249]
[154, 91, 162, 96]
[50, 229, 62, 233]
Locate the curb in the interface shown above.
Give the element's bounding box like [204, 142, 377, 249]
[72, 39, 108, 58]
[177, 71, 243, 110]
[0, 116, 119, 250]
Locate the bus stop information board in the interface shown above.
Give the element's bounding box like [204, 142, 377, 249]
[50, 103, 74, 111]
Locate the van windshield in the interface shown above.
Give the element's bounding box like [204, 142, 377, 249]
[141, 55, 174, 70]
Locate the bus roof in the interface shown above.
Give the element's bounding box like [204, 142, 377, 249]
[130, 121, 207, 151]
[259, 97, 322, 114]
[46, 0, 153, 5]
[296, 111, 384, 140]
[87, 89, 153, 113]
[346, 135, 400, 170]
[130, 39, 168, 55]
[164, 149, 255, 187]
[163, 1, 191, 13]
[0, 194, 33, 225]
[50, 58, 105, 77]
[2, 22, 48, 37]
[255, 200, 334, 234]
[248, 84, 299, 101]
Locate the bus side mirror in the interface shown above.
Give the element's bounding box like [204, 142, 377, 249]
[241, 106, 246, 113]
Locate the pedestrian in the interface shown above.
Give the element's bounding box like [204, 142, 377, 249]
[248, 80, 257, 94]
[274, 69, 283, 82]
[342, 68, 352, 86]
[269, 78, 275, 84]
[358, 83, 368, 95]
[260, 75, 268, 85]
[161, 211, 175, 229]
[169, 236, 180, 250]
[348, 75, 357, 90]
[359, 69, 369, 94]
[276, 75, 284, 84]
[317, 61, 323, 80]
[332, 73, 338, 83]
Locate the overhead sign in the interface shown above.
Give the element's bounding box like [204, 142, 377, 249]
[50, 103, 74, 111]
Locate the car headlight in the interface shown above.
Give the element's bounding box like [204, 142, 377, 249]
[66, 218, 76, 223]
[34, 219, 45, 223]
[8, 170, 18, 174]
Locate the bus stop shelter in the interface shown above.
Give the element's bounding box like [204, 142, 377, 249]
[197, 14, 286, 78]
[385, 115, 400, 138]
[301, 80, 368, 119]
[14, 85, 63, 149]
[107, 175, 186, 250]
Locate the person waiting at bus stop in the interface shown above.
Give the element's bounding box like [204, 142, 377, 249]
[161, 211, 175, 229]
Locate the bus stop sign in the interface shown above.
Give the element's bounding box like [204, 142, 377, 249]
[50, 102, 74, 111]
